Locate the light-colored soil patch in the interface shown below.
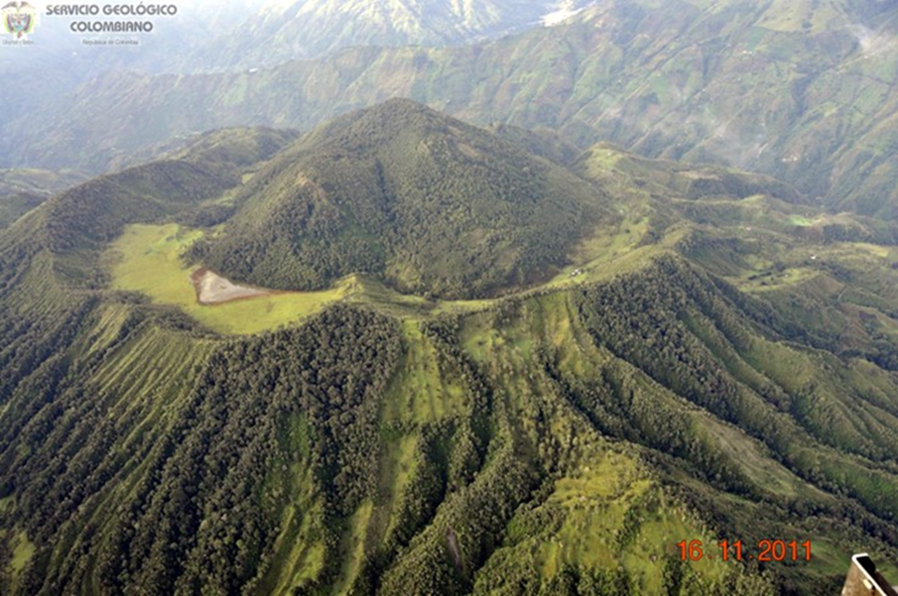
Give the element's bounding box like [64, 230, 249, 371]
[107, 223, 351, 335]
[447, 527, 463, 572]
[191, 267, 274, 305]
[457, 142, 482, 160]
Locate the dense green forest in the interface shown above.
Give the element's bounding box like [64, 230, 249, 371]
[1, 103, 898, 595]
[4, 257, 898, 594]
[195, 100, 608, 299]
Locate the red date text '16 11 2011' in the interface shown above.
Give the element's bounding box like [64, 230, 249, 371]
[676, 540, 812, 563]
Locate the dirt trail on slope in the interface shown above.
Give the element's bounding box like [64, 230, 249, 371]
[447, 527, 463, 572]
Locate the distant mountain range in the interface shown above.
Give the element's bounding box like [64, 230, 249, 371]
[185, 0, 595, 71]
[0, 0, 586, 144]
[6, 0, 898, 219]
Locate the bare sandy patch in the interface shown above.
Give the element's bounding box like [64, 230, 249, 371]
[457, 142, 482, 160]
[190, 268, 276, 305]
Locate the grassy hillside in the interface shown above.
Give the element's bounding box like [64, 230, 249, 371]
[0, 193, 45, 231]
[0, 169, 85, 229]
[0, 169, 84, 199]
[3, 252, 898, 594]
[106, 223, 351, 335]
[2, 112, 898, 595]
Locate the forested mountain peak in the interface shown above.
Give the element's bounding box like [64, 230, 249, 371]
[297, 98, 493, 153]
[195, 99, 610, 299]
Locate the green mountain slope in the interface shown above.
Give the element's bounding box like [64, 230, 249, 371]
[2, 111, 898, 595]
[0, 169, 85, 229]
[12, 0, 898, 218]
[194, 100, 608, 299]
[3, 254, 898, 595]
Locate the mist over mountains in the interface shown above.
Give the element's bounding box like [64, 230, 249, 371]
[186, 0, 596, 71]
[0, 0, 585, 139]
[6, 0, 898, 219]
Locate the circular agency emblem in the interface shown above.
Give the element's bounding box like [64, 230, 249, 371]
[2, 1, 39, 40]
